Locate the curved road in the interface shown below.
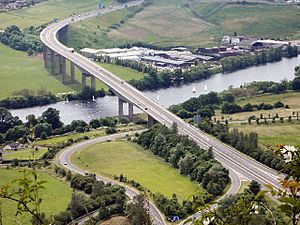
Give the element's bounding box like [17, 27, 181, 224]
[58, 130, 166, 225]
[41, 1, 283, 223]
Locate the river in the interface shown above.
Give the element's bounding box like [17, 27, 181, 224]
[11, 56, 300, 124]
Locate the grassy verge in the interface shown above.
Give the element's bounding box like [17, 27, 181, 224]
[71, 141, 203, 202]
[0, 168, 72, 225]
[3, 147, 48, 160]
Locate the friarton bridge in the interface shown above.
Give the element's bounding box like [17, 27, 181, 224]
[40, 1, 283, 224]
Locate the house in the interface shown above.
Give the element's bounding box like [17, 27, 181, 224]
[4, 142, 25, 151]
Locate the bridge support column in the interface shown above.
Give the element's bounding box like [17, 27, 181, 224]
[51, 50, 55, 75]
[43, 45, 49, 68]
[91, 76, 96, 90]
[147, 115, 154, 128]
[59, 55, 63, 74]
[128, 102, 134, 119]
[70, 62, 75, 83]
[82, 73, 87, 89]
[61, 57, 67, 84]
[118, 98, 125, 116]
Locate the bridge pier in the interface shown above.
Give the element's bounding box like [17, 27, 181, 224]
[70, 62, 75, 83]
[82, 73, 87, 88]
[61, 57, 67, 84]
[43, 45, 49, 68]
[91, 76, 96, 90]
[118, 98, 125, 116]
[128, 102, 134, 119]
[50, 50, 55, 75]
[147, 115, 154, 128]
[59, 55, 63, 74]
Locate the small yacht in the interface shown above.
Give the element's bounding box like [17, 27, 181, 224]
[204, 85, 208, 91]
[192, 86, 196, 93]
[92, 95, 96, 101]
[157, 95, 160, 100]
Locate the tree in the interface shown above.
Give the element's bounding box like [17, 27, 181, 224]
[291, 77, 300, 91]
[41, 108, 62, 129]
[0, 170, 47, 225]
[33, 123, 52, 138]
[178, 154, 194, 175]
[127, 194, 152, 225]
[248, 180, 261, 195]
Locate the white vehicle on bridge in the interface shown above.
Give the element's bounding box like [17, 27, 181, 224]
[68, 48, 75, 53]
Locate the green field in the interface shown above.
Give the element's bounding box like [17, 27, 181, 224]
[230, 122, 300, 147]
[100, 63, 145, 81]
[0, 43, 79, 99]
[222, 92, 300, 147]
[3, 147, 48, 160]
[215, 92, 300, 122]
[0, 168, 72, 225]
[71, 141, 203, 202]
[0, 0, 111, 29]
[0, 43, 145, 100]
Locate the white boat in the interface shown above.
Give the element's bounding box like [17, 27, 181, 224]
[92, 95, 96, 101]
[157, 95, 160, 100]
[204, 85, 208, 91]
[192, 86, 196, 93]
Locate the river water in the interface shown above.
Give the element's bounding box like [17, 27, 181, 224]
[11, 56, 300, 124]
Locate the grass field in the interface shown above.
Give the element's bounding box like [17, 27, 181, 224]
[220, 92, 300, 147]
[100, 63, 145, 81]
[3, 147, 48, 160]
[0, 168, 72, 225]
[71, 141, 203, 202]
[215, 92, 300, 122]
[0, 0, 111, 29]
[0, 43, 145, 100]
[0, 43, 78, 99]
[231, 122, 300, 147]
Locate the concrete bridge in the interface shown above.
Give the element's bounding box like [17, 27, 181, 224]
[40, 1, 284, 224]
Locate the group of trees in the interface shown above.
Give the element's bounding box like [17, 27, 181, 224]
[220, 46, 298, 73]
[221, 101, 284, 114]
[0, 107, 129, 146]
[198, 120, 284, 171]
[0, 25, 43, 54]
[137, 125, 230, 197]
[197, 180, 287, 225]
[0, 87, 107, 110]
[169, 92, 223, 119]
[53, 173, 127, 225]
[0, 88, 59, 109]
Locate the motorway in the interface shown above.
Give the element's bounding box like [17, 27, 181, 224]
[41, 1, 284, 224]
[58, 130, 166, 225]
